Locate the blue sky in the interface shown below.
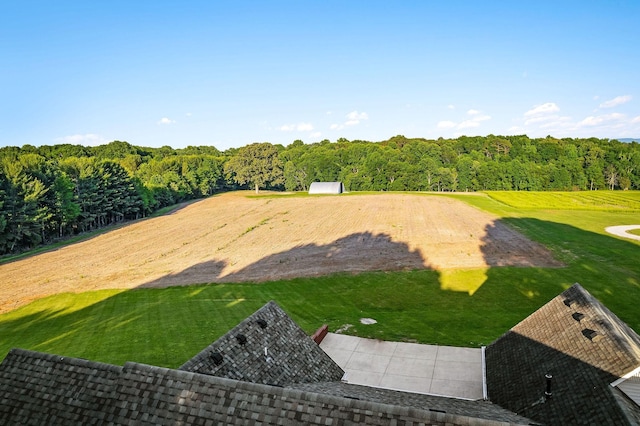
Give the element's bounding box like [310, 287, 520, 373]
[1, 1, 639, 150]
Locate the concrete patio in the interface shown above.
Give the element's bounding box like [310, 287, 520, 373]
[319, 333, 485, 400]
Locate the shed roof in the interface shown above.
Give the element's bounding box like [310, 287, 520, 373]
[308, 181, 345, 194]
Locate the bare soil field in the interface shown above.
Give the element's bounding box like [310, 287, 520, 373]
[0, 192, 561, 313]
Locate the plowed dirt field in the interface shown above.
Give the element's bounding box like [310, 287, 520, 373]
[0, 192, 562, 313]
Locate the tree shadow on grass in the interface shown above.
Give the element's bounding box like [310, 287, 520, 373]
[466, 217, 640, 338]
[0, 231, 431, 366]
[139, 231, 430, 287]
[1, 218, 639, 367]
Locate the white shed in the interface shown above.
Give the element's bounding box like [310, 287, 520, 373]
[308, 182, 346, 194]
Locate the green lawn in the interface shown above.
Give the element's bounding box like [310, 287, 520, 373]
[483, 190, 640, 211]
[1, 191, 639, 368]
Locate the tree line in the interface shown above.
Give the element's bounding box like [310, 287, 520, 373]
[1, 135, 638, 255]
[281, 135, 639, 192]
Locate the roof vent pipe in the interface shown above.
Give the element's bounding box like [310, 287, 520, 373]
[545, 374, 553, 400]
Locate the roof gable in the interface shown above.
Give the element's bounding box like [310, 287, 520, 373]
[486, 283, 640, 425]
[179, 301, 344, 385]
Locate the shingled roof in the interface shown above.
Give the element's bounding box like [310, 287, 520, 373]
[179, 301, 344, 385]
[0, 349, 120, 424]
[0, 301, 534, 425]
[486, 283, 640, 425]
[0, 348, 533, 425]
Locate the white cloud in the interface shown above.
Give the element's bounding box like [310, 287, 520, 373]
[524, 114, 560, 126]
[437, 120, 456, 129]
[297, 122, 314, 131]
[578, 113, 625, 127]
[344, 110, 369, 126]
[599, 95, 632, 109]
[437, 109, 491, 131]
[310, 131, 322, 138]
[538, 116, 572, 129]
[524, 103, 560, 117]
[447, 104, 455, 110]
[346, 110, 368, 121]
[517, 101, 639, 136]
[330, 110, 369, 130]
[54, 133, 107, 146]
[279, 122, 314, 132]
[158, 117, 175, 125]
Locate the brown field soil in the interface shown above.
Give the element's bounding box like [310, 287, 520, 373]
[0, 192, 562, 313]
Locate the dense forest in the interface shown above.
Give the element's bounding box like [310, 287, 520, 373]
[1, 135, 639, 255]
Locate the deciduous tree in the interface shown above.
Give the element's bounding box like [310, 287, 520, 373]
[224, 143, 283, 193]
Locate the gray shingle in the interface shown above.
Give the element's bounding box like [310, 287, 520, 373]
[0, 301, 537, 425]
[179, 301, 344, 385]
[0, 349, 121, 425]
[289, 381, 534, 424]
[109, 363, 529, 425]
[486, 283, 640, 425]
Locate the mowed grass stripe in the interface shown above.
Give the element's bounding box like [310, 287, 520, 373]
[485, 190, 640, 211]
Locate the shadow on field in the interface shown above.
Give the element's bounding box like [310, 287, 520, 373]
[139, 231, 430, 287]
[1, 218, 639, 367]
[470, 217, 640, 331]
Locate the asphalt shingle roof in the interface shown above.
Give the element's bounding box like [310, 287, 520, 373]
[0, 348, 531, 425]
[0, 300, 534, 425]
[486, 283, 640, 425]
[289, 381, 534, 424]
[0, 349, 121, 425]
[179, 301, 344, 385]
[3, 291, 637, 425]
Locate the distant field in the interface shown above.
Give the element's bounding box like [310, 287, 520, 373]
[0, 191, 638, 368]
[0, 192, 559, 314]
[485, 190, 640, 211]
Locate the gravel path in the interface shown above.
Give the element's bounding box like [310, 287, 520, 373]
[605, 225, 640, 241]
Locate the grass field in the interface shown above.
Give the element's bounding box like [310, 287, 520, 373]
[484, 190, 640, 211]
[1, 191, 639, 368]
